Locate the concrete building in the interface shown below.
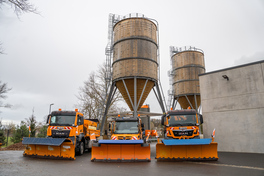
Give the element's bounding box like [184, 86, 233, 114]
[199, 60, 264, 153]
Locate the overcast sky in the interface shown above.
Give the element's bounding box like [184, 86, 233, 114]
[1, 0, 264, 125]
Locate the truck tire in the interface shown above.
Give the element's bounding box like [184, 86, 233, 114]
[77, 141, 84, 156]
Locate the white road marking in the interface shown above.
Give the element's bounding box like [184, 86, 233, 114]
[192, 162, 264, 171]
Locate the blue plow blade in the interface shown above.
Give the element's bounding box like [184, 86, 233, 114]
[162, 138, 212, 146]
[98, 139, 144, 144]
[22, 137, 66, 146]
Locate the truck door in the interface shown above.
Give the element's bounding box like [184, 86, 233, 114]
[77, 115, 84, 134]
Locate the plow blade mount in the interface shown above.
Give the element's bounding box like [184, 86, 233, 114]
[156, 138, 218, 161]
[91, 140, 151, 162]
[22, 137, 75, 160]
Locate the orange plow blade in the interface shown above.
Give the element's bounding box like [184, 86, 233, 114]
[156, 139, 218, 161]
[23, 137, 75, 160]
[91, 140, 150, 162]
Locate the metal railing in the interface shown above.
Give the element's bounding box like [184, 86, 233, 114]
[170, 46, 204, 57]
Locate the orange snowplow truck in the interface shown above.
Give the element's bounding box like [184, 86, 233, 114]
[91, 117, 151, 162]
[109, 117, 145, 141]
[156, 109, 218, 161]
[163, 109, 201, 139]
[23, 109, 100, 160]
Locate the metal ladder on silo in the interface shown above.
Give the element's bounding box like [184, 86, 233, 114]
[98, 14, 114, 122]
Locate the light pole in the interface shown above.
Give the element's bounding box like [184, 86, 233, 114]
[6, 127, 10, 147]
[49, 103, 54, 114]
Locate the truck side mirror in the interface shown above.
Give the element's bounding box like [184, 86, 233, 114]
[141, 123, 145, 131]
[108, 123, 111, 129]
[161, 114, 166, 126]
[200, 115, 203, 124]
[46, 115, 51, 124]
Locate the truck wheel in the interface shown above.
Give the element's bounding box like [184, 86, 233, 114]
[77, 141, 84, 156]
[80, 141, 84, 155]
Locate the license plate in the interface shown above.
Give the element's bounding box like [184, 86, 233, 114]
[179, 127, 187, 130]
[178, 131, 188, 135]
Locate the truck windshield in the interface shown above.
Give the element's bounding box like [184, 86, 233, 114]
[168, 115, 196, 126]
[50, 115, 75, 126]
[114, 121, 138, 134]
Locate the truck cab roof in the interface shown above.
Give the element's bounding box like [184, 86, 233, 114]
[115, 117, 139, 122]
[51, 111, 78, 116]
[167, 110, 198, 115]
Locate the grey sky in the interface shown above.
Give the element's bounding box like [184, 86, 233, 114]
[1, 0, 264, 125]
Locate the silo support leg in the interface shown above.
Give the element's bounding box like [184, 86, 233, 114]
[100, 82, 116, 136]
[184, 95, 194, 110]
[153, 82, 166, 113]
[136, 79, 148, 110]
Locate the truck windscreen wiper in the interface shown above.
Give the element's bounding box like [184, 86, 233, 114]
[50, 123, 58, 126]
[170, 123, 183, 126]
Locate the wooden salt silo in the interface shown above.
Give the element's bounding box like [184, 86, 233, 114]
[112, 17, 158, 111]
[99, 14, 166, 133]
[171, 47, 205, 109]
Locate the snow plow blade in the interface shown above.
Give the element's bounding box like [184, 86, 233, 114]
[156, 138, 218, 161]
[22, 137, 75, 160]
[91, 140, 150, 162]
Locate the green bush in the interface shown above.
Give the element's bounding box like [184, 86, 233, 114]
[0, 121, 6, 145]
[11, 121, 29, 143]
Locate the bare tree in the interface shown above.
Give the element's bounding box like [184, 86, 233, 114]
[0, 0, 38, 16]
[0, 43, 4, 54]
[77, 63, 125, 119]
[0, 81, 11, 108]
[0, 0, 38, 54]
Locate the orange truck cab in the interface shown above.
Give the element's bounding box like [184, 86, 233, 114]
[162, 109, 203, 139]
[110, 117, 144, 141]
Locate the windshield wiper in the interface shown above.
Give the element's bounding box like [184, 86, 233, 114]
[184, 123, 196, 126]
[169, 123, 196, 126]
[50, 123, 58, 126]
[61, 123, 72, 126]
[170, 123, 184, 126]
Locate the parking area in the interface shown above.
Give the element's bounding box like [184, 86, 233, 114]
[0, 143, 263, 176]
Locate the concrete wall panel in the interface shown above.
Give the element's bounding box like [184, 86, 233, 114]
[203, 109, 264, 153]
[202, 92, 264, 113]
[200, 61, 264, 153]
[200, 63, 264, 100]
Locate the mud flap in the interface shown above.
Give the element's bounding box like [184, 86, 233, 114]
[91, 140, 151, 162]
[23, 137, 75, 160]
[156, 139, 218, 161]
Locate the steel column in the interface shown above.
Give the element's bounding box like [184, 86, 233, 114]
[122, 79, 134, 108]
[100, 82, 116, 135]
[136, 79, 148, 110]
[184, 95, 194, 109]
[133, 77, 137, 118]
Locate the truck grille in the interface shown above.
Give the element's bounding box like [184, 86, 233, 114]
[173, 130, 193, 136]
[52, 130, 70, 138]
[118, 136, 132, 140]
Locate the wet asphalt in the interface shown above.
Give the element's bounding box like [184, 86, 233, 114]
[0, 143, 263, 176]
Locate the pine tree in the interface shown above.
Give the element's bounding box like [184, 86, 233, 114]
[37, 124, 48, 138]
[11, 121, 29, 143]
[25, 111, 37, 137]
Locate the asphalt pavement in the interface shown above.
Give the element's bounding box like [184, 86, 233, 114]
[0, 143, 263, 176]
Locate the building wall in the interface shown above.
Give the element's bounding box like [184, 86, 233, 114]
[199, 61, 264, 153]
